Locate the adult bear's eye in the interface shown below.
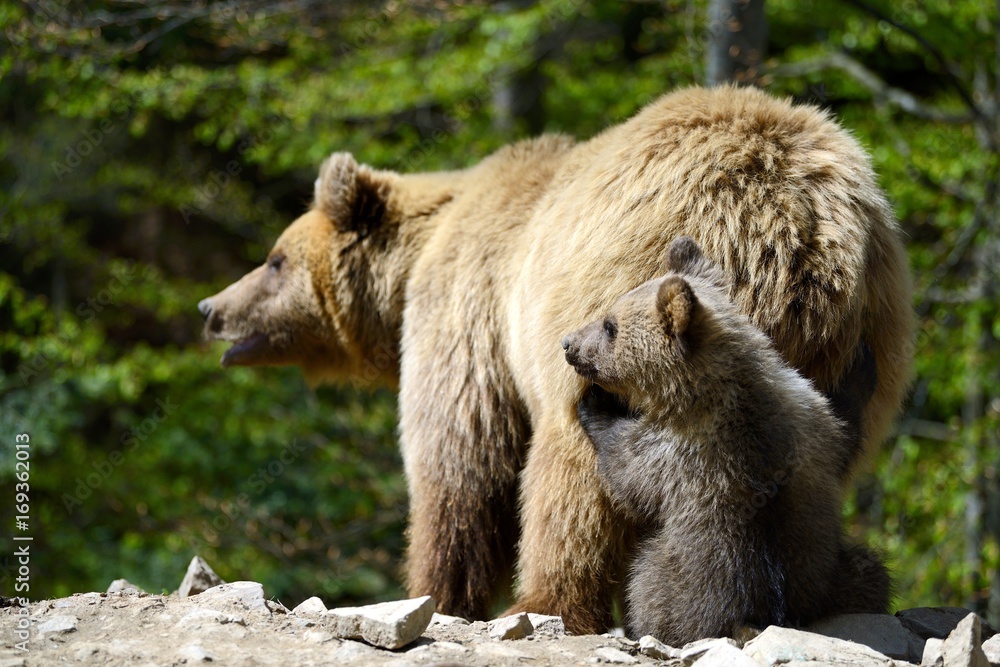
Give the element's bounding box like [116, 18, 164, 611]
[603, 319, 617, 340]
[267, 254, 284, 272]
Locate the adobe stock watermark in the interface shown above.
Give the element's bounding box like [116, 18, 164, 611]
[61, 397, 180, 512]
[51, 90, 144, 182]
[736, 446, 804, 521]
[18, 261, 148, 385]
[180, 115, 290, 224]
[338, 5, 394, 57]
[186, 439, 307, 549]
[348, 341, 401, 391]
[7, 432, 33, 653]
[395, 75, 497, 172]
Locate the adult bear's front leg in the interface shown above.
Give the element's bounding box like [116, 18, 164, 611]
[398, 347, 528, 621]
[507, 416, 628, 634]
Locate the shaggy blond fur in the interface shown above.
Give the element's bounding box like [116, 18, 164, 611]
[564, 237, 890, 645]
[199, 85, 914, 633]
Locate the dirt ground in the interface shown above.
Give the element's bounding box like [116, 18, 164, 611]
[0, 585, 669, 667]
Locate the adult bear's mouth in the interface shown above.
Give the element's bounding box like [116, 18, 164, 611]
[220, 333, 272, 367]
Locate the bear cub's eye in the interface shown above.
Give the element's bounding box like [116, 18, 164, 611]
[267, 254, 284, 272]
[603, 318, 617, 340]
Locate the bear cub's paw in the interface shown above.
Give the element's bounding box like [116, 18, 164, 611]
[577, 385, 639, 456]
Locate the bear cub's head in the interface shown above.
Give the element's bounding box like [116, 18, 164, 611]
[562, 236, 747, 416]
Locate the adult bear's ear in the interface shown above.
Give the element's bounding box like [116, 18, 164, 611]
[657, 276, 697, 337]
[314, 152, 389, 237]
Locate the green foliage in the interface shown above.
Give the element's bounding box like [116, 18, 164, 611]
[1, 0, 997, 619]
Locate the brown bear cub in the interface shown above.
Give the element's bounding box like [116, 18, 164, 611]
[562, 237, 890, 645]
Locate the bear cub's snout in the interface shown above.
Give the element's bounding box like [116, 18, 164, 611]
[562, 331, 597, 379]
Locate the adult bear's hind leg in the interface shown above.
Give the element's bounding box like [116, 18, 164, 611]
[399, 353, 528, 621]
[507, 417, 626, 634]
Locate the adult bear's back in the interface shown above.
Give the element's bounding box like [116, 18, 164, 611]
[512, 85, 914, 465]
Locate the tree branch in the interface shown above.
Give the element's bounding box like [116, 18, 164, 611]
[897, 418, 959, 442]
[889, 135, 975, 205]
[769, 51, 974, 123]
[839, 0, 988, 126]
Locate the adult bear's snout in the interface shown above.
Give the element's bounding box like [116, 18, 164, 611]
[197, 298, 214, 319]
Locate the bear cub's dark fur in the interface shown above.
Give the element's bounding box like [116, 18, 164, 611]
[562, 236, 890, 645]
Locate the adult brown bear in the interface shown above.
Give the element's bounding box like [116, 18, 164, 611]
[198, 85, 914, 634]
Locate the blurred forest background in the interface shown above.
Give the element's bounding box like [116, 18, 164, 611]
[1, 0, 998, 622]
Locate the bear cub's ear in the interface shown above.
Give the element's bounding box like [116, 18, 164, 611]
[665, 236, 704, 273]
[314, 152, 388, 236]
[663, 235, 727, 286]
[657, 276, 697, 337]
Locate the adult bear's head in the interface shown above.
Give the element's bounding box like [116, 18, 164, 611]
[198, 152, 432, 387]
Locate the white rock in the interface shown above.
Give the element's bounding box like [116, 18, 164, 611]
[178, 556, 225, 599]
[808, 613, 920, 660]
[265, 599, 289, 614]
[528, 613, 566, 635]
[639, 635, 681, 660]
[912, 632, 932, 662]
[744, 625, 895, 666]
[488, 612, 533, 640]
[177, 644, 215, 662]
[292, 596, 327, 616]
[681, 638, 740, 663]
[429, 612, 471, 626]
[302, 629, 333, 644]
[433, 641, 470, 652]
[106, 579, 144, 595]
[175, 608, 245, 629]
[331, 639, 379, 661]
[324, 596, 435, 649]
[695, 642, 764, 667]
[594, 646, 639, 663]
[923, 637, 945, 667]
[942, 613, 989, 667]
[982, 634, 1000, 666]
[36, 615, 78, 636]
[195, 581, 268, 612]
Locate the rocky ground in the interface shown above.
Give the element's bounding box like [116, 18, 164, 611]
[3, 557, 1000, 667]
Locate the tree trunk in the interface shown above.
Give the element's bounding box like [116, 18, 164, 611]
[705, 0, 767, 86]
[491, 0, 546, 136]
[492, 60, 546, 136]
[964, 339, 987, 615]
[987, 0, 1000, 626]
[968, 12, 1000, 622]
